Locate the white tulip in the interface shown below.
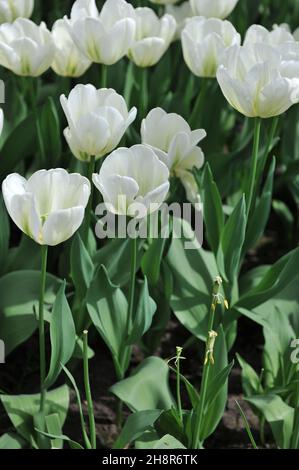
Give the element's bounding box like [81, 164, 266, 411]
[244, 24, 295, 46]
[141, 108, 206, 201]
[2, 169, 91, 246]
[60, 84, 137, 162]
[0, 108, 3, 137]
[190, 0, 239, 19]
[67, 0, 136, 65]
[293, 27, 299, 42]
[217, 43, 299, 118]
[128, 8, 176, 67]
[0, 18, 54, 76]
[51, 19, 91, 77]
[0, 0, 34, 23]
[182, 17, 240, 78]
[166, 1, 193, 40]
[92, 145, 170, 217]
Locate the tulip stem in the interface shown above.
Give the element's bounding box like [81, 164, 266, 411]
[83, 330, 97, 449]
[191, 277, 222, 449]
[190, 78, 208, 129]
[83, 155, 96, 245]
[127, 237, 137, 334]
[124, 61, 135, 107]
[39, 244, 48, 414]
[101, 64, 108, 88]
[140, 67, 149, 119]
[246, 118, 261, 218]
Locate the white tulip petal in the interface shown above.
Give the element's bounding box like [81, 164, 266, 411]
[42, 207, 85, 246]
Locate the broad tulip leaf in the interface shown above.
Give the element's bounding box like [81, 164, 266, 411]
[246, 394, 294, 449]
[0, 385, 69, 448]
[201, 163, 224, 255]
[0, 270, 62, 355]
[217, 195, 246, 282]
[93, 238, 144, 287]
[166, 218, 218, 340]
[44, 282, 76, 389]
[243, 157, 275, 254]
[236, 354, 260, 397]
[127, 276, 157, 345]
[113, 410, 162, 449]
[153, 435, 186, 449]
[110, 356, 174, 412]
[71, 233, 94, 300]
[0, 432, 26, 449]
[141, 237, 166, 285]
[40, 97, 61, 167]
[86, 265, 128, 367]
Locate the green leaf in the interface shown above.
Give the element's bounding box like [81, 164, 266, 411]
[0, 196, 9, 275]
[34, 428, 84, 449]
[236, 354, 261, 397]
[0, 113, 36, 180]
[200, 325, 229, 441]
[0, 432, 26, 449]
[86, 265, 128, 367]
[201, 163, 224, 254]
[243, 157, 275, 253]
[39, 97, 61, 167]
[93, 238, 144, 287]
[45, 414, 63, 449]
[0, 385, 69, 448]
[141, 237, 166, 285]
[110, 356, 174, 412]
[71, 233, 94, 300]
[127, 277, 157, 345]
[166, 218, 218, 340]
[0, 270, 62, 354]
[246, 394, 294, 449]
[217, 195, 246, 282]
[44, 281, 76, 389]
[153, 435, 186, 449]
[113, 410, 162, 449]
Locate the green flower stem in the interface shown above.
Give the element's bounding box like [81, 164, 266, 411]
[39, 244, 48, 413]
[140, 67, 149, 120]
[83, 330, 96, 449]
[101, 64, 108, 88]
[189, 78, 208, 129]
[246, 118, 261, 218]
[192, 277, 222, 449]
[27, 78, 46, 166]
[83, 155, 96, 244]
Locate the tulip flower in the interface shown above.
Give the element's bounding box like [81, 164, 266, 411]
[92, 144, 170, 217]
[190, 0, 239, 19]
[2, 168, 91, 413]
[244, 24, 295, 47]
[166, 1, 193, 40]
[216, 43, 299, 118]
[51, 19, 91, 77]
[182, 17, 240, 78]
[141, 108, 206, 202]
[2, 169, 91, 246]
[128, 8, 176, 67]
[293, 27, 299, 42]
[0, 18, 54, 76]
[60, 84, 137, 162]
[66, 0, 136, 66]
[0, 0, 34, 23]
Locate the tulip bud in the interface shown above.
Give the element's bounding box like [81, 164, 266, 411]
[166, 2, 193, 40]
[190, 0, 239, 20]
[67, 0, 136, 65]
[51, 19, 91, 77]
[141, 108, 206, 202]
[2, 169, 91, 246]
[0, 18, 54, 76]
[244, 24, 295, 47]
[182, 16, 240, 78]
[92, 145, 170, 217]
[60, 84, 137, 162]
[0, 0, 34, 24]
[128, 8, 176, 68]
[217, 43, 299, 118]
